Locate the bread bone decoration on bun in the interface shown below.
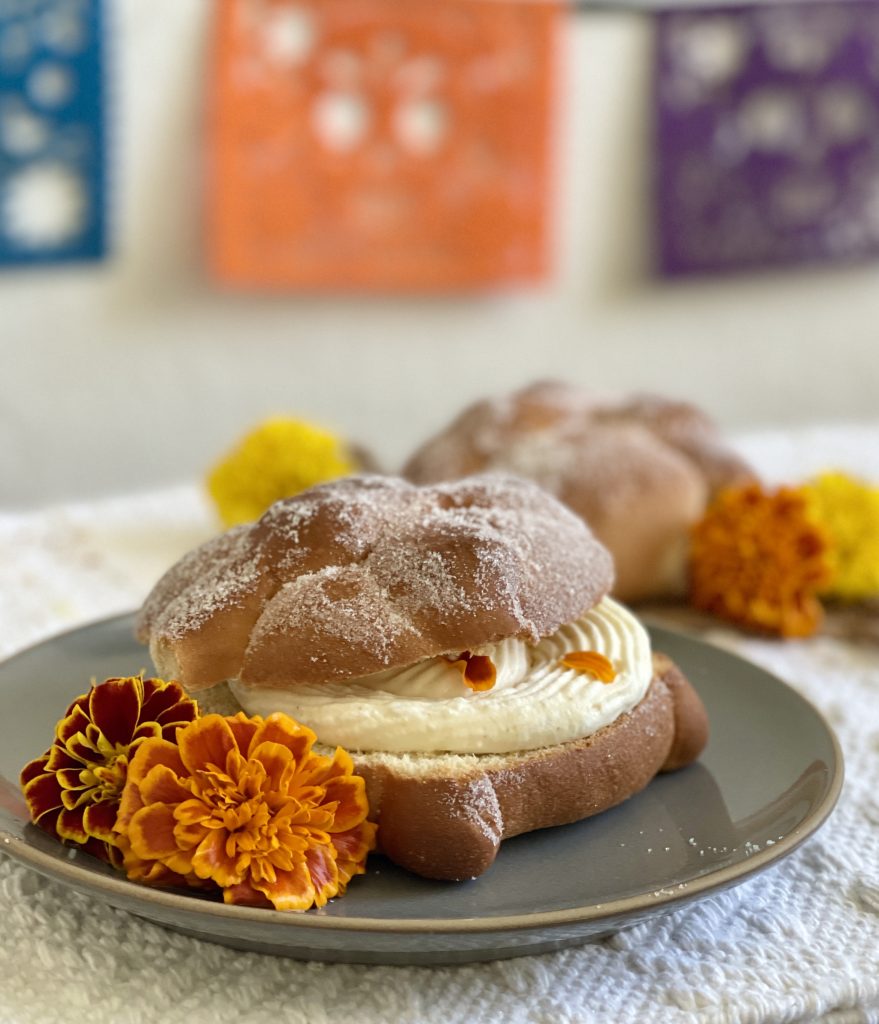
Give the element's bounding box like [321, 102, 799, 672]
[137, 474, 708, 881]
[403, 381, 757, 603]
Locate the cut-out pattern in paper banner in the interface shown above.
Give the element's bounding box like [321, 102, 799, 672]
[0, 0, 105, 266]
[656, 3, 879, 276]
[208, 0, 560, 291]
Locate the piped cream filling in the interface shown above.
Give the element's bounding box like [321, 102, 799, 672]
[230, 597, 653, 755]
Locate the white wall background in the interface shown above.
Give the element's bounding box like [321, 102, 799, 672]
[2, 1, 878, 508]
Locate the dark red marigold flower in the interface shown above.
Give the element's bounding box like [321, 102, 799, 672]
[20, 675, 197, 865]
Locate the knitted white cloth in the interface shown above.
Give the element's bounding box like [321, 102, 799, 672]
[1, 426, 878, 1024]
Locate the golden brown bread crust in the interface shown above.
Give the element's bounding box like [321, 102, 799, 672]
[355, 652, 709, 880]
[658, 654, 710, 771]
[137, 474, 614, 691]
[403, 382, 756, 602]
[551, 424, 706, 602]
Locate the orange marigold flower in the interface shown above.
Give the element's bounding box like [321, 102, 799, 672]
[689, 483, 833, 638]
[19, 676, 197, 865]
[114, 712, 377, 911]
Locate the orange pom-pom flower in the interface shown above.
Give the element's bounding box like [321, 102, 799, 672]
[19, 676, 198, 865]
[114, 712, 377, 911]
[689, 483, 833, 638]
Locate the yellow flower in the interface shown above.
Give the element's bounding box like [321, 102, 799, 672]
[114, 712, 377, 911]
[207, 417, 357, 526]
[803, 471, 879, 601]
[689, 483, 832, 638]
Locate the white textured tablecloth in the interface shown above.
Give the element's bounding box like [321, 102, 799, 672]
[1, 426, 878, 1024]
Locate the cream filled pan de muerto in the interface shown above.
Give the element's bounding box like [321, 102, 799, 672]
[137, 475, 708, 881]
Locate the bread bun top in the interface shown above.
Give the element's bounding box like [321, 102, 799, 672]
[403, 383, 755, 602]
[137, 474, 614, 691]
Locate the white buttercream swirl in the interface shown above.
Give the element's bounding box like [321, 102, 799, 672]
[231, 597, 652, 754]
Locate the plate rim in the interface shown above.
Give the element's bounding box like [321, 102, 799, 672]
[0, 613, 845, 936]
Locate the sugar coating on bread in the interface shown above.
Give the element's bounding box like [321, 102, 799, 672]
[144, 527, 262, 642]
[138, 474, 614, 690]
[403, 382, 751, 490]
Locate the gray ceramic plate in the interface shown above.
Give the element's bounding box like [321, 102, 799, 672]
[0, 615, 842, 965]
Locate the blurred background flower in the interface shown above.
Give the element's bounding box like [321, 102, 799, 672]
[805, 471, 879, 602]
[207, 416, 360, 526]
